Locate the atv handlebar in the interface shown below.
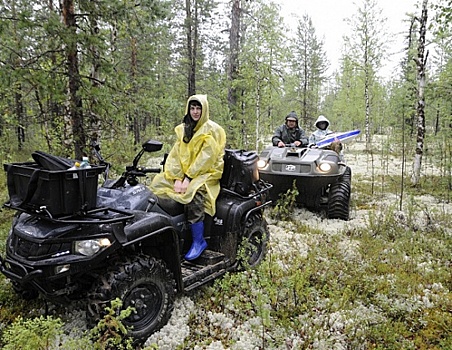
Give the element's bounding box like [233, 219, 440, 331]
[284, 143, 308, 148]
[110, 165, 161, 189]
[127, 166, 161, 176]
[105, 140, 163, 189]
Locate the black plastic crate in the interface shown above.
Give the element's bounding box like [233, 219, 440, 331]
[4, 162, 105, 217]
[220, 149, 259, 195]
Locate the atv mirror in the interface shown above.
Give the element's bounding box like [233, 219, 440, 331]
[142, 140, 163, 153]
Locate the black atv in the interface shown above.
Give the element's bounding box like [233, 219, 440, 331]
[0, 140, 272, 344]
[257, 144, 351, 220]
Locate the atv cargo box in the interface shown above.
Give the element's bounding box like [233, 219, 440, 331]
[220, 149, 260, 196]
[4, 162, 104, 217]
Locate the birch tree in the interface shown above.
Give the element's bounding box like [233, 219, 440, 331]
[345, 0, 387, 150]
[411, 0, 429, 186]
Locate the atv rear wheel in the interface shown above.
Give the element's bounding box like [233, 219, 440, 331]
[236, 213, 269, 271]
[327, 166, 351, 221]
[87, 255, 176, 344]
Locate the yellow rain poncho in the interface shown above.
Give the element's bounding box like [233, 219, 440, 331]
[150, 95, 226, 216]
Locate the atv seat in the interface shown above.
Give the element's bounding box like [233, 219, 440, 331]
[31, 151, 75, 170]
[156, 196, 185, 216]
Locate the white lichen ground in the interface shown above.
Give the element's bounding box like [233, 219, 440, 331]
[142, 141, 452, 349]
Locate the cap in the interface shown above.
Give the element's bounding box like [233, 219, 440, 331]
[285, 111, 298, 122]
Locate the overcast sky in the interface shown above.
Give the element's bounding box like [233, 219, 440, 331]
[276, 0, 418, 79]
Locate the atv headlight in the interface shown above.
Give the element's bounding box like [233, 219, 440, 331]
[257, 159, 267, 168]
[318, 162, 332, 173]
[74, 238, 111, 256]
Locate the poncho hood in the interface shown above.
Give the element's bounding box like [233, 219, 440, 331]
[185, 94, 209, 132]
[314, 115, 330, 129]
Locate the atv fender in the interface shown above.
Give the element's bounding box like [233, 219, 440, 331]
[122, 211, 183, 291]
[216, 193, 260, 233]
[123, 211, 174, 242]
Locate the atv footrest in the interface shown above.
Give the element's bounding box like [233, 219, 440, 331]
[194, 249, 225, 265]
[181, 251, 229, 291]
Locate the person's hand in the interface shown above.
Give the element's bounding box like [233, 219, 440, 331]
[294, 141, 301, 147]
[277, 141, 285, 148]
[180, 177, 190, 193]
[174, 179, 183, 193]
[174, 178, 190, 193]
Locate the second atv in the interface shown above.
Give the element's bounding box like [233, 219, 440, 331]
[257, 144, 351, 220]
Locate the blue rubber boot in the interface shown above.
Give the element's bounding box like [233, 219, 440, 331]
[185, 221, 207, 261]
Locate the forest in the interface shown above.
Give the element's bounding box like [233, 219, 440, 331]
[0, 0, 450, 168]
[0, 0, 452, 348]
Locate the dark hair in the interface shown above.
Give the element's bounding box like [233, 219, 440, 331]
[189, 100, 202, 108]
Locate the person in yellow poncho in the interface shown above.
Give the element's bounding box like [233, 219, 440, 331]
[150, 94, 226, 261]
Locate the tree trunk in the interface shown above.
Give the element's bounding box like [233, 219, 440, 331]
[364, 72, 371, 150]
[228, 0, 240, 120]
[130, 36, 140, 144]
[302, 51, 308, 125]
[186, 0, 197, 97]
[88, 2, 102, 154]
[411, 0, 428, 186]
[364, 40, 371, 150]
[62, 0, 85, 159]
[15, 87, 25, 149]
[11, 1, 25, 149]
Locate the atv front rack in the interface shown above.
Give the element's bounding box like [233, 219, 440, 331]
[3, 202, 135, 224]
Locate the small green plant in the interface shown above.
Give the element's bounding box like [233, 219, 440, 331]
[270, 180, 298, 221]
[1, 315, 64, 350]
[90, 298, 135, 350]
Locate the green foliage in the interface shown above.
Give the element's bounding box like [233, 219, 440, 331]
[1, 315, 63, 350]
[89, 298, 134, 350]
[0, 293, 137, 350]
[270, 180, 299, 221]
[0, 313, 95, 350]
[286, 13, 328, 126]
[234, 0, 289, 150]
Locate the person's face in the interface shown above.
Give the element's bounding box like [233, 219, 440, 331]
[317, 121, 327, 130]
[190, 104, 202, 121]
[286, 118, 296, 128]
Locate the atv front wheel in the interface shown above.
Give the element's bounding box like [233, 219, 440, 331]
[12, 282, 39, 300]
[327, 166, 351, 220]
[87, 255, 176, 344]
[236, 213, 269, 271]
